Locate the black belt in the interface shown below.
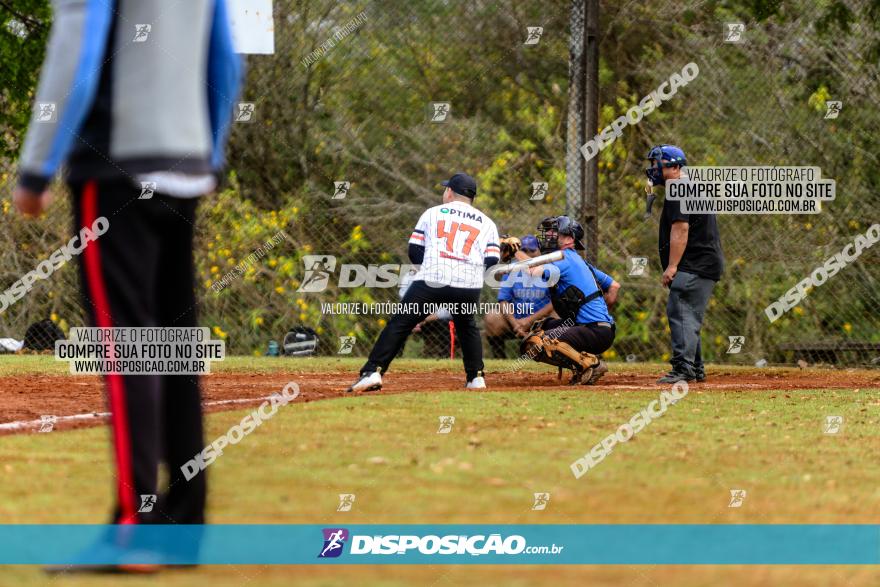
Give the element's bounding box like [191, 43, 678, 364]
[582, 321, 613, 329]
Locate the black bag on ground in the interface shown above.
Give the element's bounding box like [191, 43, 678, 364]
[282, 326, 319, 356]
[23, 319, 65, 351]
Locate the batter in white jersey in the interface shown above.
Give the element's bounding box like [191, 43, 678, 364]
[348, 173, 500, 393]
[409, 201, 500, 289]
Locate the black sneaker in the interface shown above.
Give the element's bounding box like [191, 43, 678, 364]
[656, 370, 695, 384]
[695, 371, 706, 382]
[584, 360, 609, 385]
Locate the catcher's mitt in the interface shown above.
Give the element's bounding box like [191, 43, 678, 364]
[499, 234, 522, 262]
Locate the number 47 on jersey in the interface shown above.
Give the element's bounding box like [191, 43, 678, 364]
[437, 220, 479, 256]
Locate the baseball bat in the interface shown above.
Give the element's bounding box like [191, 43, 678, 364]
[491, 250, 563, 275]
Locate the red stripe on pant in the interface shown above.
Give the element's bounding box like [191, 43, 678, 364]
[81, 181, 138, 525]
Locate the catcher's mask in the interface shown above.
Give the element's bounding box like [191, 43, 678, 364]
[645, 144, 687, 186]
[537, 216, 585, 253]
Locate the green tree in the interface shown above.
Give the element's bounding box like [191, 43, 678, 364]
[0, 0, 50, 161]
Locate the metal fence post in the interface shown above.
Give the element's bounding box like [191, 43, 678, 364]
[566, 0, 599, 264]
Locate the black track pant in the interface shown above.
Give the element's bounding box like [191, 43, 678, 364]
[71, 179, 205, 525]
[360, 280, 484, 380]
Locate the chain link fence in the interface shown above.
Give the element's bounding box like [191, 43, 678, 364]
[0, 0, 877, 365]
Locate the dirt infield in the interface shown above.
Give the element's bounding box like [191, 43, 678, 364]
[2, 366, 878, 435]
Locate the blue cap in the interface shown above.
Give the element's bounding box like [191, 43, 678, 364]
[520, 235, 540, 251]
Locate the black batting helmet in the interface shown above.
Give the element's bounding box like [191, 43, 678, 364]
[537, 216, 585, 253]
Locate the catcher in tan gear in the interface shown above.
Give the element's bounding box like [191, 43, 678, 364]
[514, 216, 620, 385]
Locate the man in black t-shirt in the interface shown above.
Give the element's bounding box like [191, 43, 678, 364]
[646, 145, 724, 383]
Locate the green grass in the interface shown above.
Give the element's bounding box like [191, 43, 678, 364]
[2, 378, 880, 585]
[0, 352, 859, 377]
[3, 387, 879, 524]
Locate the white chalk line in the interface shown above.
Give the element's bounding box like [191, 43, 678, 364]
[0, 382, 780, 433]
[0, 396, 279, 433]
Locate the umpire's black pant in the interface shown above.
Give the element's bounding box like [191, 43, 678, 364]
[71, 179, 205, 525]
[361, 280, 484, 380]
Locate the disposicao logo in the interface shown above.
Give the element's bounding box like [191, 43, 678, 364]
[317, 530, 564, 558]
[319, 528, 349, 558]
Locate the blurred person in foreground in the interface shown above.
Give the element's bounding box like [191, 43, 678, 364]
[14, 0, 243, 572]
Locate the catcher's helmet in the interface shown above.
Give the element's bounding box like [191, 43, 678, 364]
[645, 144, 687, 185]
[537, 216, 585, 253]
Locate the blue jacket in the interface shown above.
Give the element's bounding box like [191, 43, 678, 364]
[17, 0, 243, 193]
